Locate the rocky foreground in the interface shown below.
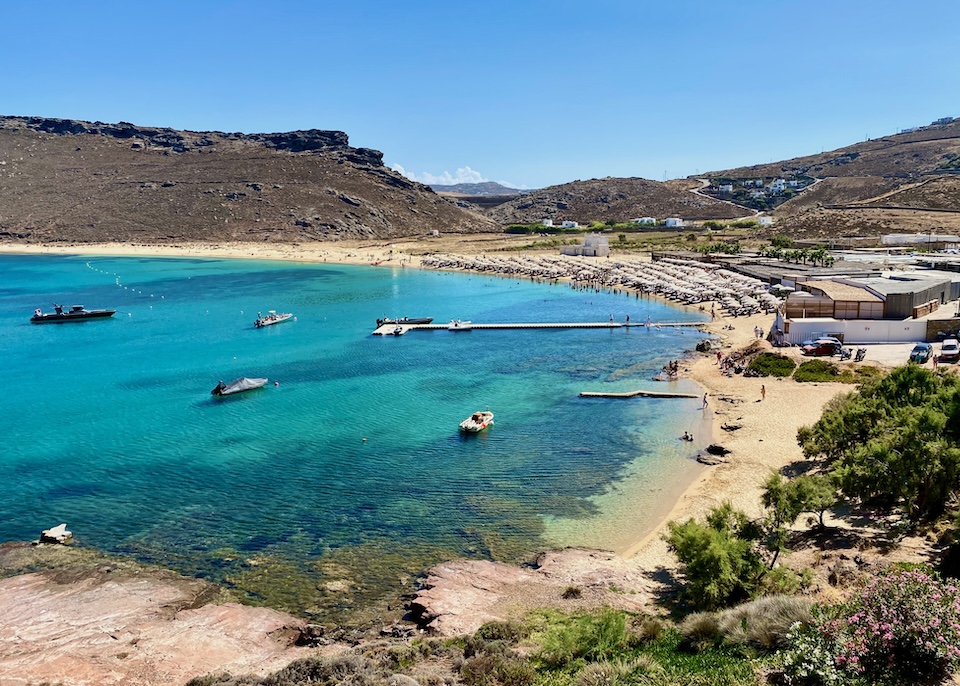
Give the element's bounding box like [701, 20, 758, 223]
[0, 544, 329, 686]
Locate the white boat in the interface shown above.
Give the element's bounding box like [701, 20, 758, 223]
[211, 377, 268, 396]
[392, 326, 404, 336]
[449, 319, 472, 331]
[459, 410, 494, 433]
[255, 310, 293, 328]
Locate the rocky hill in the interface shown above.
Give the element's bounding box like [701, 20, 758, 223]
[485, 177, 749, 225]
[430, 181, 523, 196]
[0, 116, 497, 244]
[702, 116, 960, 237]
[706, 117, 960, 182]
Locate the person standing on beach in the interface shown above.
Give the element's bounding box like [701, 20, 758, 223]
[702, 393, 708, 409]
[761, 384, 766, 401]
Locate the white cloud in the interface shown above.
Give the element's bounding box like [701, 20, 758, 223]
[390, 164, 488, 186]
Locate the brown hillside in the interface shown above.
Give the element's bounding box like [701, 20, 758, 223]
[775, 176, 903, 216]
[0, 116, 497, 244]
[485, 177, 748, 225]
[866, 176, 960, 210]
[706, 119, 960, 180]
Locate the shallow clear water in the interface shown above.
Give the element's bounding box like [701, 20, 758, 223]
[1, 254, 707, 619]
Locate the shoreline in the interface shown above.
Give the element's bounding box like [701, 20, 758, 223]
[2, 239, 720, 556]
[1, 239, 856, 617]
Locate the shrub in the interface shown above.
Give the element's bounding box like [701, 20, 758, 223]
[716, 595, 813, 652]
[630, 615, 666, 643]
[821, 569, 960, 682]
[678, 612, 721, 651]
[782, 569, 960, 684]
[474, 621, 525, 643]
[664, 503, 765, 609]
[535, 609, 633, 667]
[461, 653, 535, 686]
[747, 352, 796, 377]
[562, 586, 583, 599]
[575, 656, 663, 686]
[793, 360, 842, 382]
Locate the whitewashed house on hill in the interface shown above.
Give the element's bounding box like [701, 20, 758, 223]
[758, 216, 774, 227]
[561, 220, 579, 229]
[718, 184, 734, 193]
[542, 218, 554, 227]
[665, 217, 684, 228]
[633, 217, 656, 225]
[770, 179, 787, 194]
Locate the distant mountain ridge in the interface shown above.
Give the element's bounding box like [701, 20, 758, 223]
[485, 177, 749, 225]
[430, 181, 525, 196]
[0, 116, 496, 243]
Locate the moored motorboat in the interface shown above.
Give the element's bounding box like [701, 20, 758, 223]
[459, 410, 494, 433]
[255, 310, 293, 328]
[448, 319, 472, 331]
[376, 316, 434, 327]
[211, 377, 268, 396]
[30, 304, 116, 323]
[392, 326, 404, 336]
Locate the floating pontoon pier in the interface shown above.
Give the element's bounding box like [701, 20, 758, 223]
[372, 321, 705, 336]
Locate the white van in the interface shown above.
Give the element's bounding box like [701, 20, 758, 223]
[940, 338, 960, 363]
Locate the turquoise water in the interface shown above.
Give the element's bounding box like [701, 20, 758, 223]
[1, 254, 707, 619]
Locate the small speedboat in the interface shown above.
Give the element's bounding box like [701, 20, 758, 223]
[449, 319, 472, 331]
[460, 410, 494, 433]
[211, 377, 268, 396]
[31, 304, 115, 323]
[392, 326, 404, 336]
[255, 310, 293, 328]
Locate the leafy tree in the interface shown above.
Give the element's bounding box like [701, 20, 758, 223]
[792, 474, 838, 528]
[770, 235, 793, 249]
[799, 366, 960, 520]
[664, 502, 765, 609]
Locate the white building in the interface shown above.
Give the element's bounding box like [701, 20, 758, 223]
[561, 220, 579, 229]
[718, 184, 734, 193]
[758, 216, 774, 227]
[665, 217, 684, 228]
[750, 189, 766, 199]
[560, 233, 610, 257]
[633, 217, 656, 225]
[770, 178, 787, 194]
[542, 218, 554, 227]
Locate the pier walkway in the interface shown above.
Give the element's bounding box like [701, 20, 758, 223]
[372, 321, 706, 336]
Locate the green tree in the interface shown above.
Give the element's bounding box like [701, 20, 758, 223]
[664, 502, 765, 609]
[799, 366, 960, 520]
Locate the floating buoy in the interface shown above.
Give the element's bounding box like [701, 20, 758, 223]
[274, 381, 279, 386]
[362, 438, 367, 443]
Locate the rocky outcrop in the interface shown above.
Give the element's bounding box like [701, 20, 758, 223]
[0, 545, 331, 686]
[409, 548, 659, 636]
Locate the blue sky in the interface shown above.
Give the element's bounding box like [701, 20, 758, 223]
[2, 1, 957, 189]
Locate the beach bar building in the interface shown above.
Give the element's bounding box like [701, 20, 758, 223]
[775, 272, 960, 344]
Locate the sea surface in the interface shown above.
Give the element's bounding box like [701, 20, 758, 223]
[1, 254, 709, 621]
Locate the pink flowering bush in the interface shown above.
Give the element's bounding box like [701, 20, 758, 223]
[782, 569, 960, 684]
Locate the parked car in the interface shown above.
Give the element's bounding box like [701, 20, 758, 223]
[940, 338, 960, 363]
[910, 342, 933, 363]
[801, 337, 843, 356]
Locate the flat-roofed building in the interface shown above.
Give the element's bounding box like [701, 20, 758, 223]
[791, 280, 884, 319]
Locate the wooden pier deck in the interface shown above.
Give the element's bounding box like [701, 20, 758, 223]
[578, 389, 700, 399]
[372, 321, 706, 335]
